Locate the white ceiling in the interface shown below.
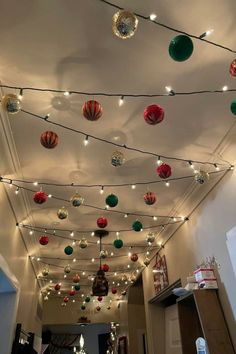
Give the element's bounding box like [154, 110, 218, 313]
[1, 0, 236, 301]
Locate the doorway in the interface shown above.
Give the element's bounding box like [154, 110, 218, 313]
[0, 254, 19, 354]
[165, 304, 182, 354]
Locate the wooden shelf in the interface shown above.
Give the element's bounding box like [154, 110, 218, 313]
[177, 290, 235, 354]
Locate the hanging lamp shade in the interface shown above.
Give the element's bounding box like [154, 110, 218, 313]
[92, 269, 109, 296]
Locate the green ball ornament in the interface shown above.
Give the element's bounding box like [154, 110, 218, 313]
[132, 220, 143, 232]
[230, 100, 236, 115]
[169, 35, 194, 62]
[113, 239, 123, 249]
[81, 305, 86, 310]
[105, 194, 119, 207]
[74, 284, 81, 291]
[64, 245, 73, 255]
[85, 296, 90, 303]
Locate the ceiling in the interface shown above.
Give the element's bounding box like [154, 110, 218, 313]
[0, 0, 236, 306]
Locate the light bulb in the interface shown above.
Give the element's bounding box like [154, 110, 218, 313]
[70, 231, 74, 237]
[124, 214, 128, 218]
[33, 181, 38, 186]
[100, 186, 104, 195]
[116, 231, 120, 236]
[48, 194, 52, 198]
[91, 231, 95, 237]
[64, 91, 70, 96]
[165, 181, 170, 187]
[29, 230, 34, 235]
[111, 252, 114, 256]
[214, 164, 220, 171]
[64, 275, 67, 278]
[127, 264, 130, 268]
[73, 258, 76, 262]
[15, 187, 19, 195]
[149, 13, 157, 21]
[222, 85, 228, 92]
[119, 96, 124, 106]
[206, 29, 214, 36]
[131, 184, 136, 190]
[128, 252, 131, 257]
[91, 258, 95, 263]
[83, 135, 89, 146]
[153, 216, 157, 221]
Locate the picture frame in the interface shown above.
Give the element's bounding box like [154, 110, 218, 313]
[153, 254, 169, 294]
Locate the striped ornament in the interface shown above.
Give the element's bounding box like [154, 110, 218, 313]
[144, 104, 164, 125]
[230, 59, 236, 77]
[156, 163, 172, 179]
[144, 192, 156, 205]
[40, 131, 58, 149]
[82, 100, 103, 121]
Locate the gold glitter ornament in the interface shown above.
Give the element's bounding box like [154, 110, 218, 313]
[194, 170, 210, 185]
[1, 93, 22, 114]
[112, 10, 138, 40]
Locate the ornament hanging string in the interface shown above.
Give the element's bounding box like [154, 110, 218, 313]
[99, 0, 236, 54]
[17, 108, 231, 168]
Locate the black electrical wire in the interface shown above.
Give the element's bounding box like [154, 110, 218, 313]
[99, 0, 236, 54]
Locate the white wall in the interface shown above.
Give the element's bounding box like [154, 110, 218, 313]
[143, 169, 236, 353]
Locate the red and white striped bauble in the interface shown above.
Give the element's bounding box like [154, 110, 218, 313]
[230, 59, 236, 77]
[82, 100, 103, 121]
[143, 192, 156, 205]
[156, 163, 172, 179]
[144, 104, 164, 125]
[40, 131, 59, 149]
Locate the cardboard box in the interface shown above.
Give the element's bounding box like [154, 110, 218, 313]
[199, 278, 218, 289]
[194, 268, 215, 283]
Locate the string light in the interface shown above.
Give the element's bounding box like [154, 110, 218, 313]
[124, 214, 128, 218]
[18, 88, 23, 100]
[165, 181, 170, 187]
[83, 135, 89, 146]
[73, 258, 76, 262]
[200, 29, 214, 39]
[64, 91, 70, 97]
[33, 181, 38, 186]
[189, 161, 195, 169]
[15, 187, 19, 195]
[131, 185, 136, 190]
[156, 156, 163, 166]
[214, 164, 220, 171]
[91, 232, 95, 237]
[165, 86, 175, 96]
[48, 194, 52, 198]
[64, 275, 67, 278]
[70, 231, 74, 237]
[111, 252, 114, 256]
[153, 216, 157, 221]
[222, 85, 228, 92]
[100, 186, 104, 195]
[118, 96, 124, 106]
[91, 258, 95, 263]
[29, 230, 34, 235]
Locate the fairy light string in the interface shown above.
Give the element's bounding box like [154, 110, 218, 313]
[99, 0, 236, 54]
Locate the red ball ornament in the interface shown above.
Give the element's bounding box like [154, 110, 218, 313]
[96, 306, 101, 311]
[54, 283, 61, 291]
[40, 131, 59, 149]
[82, 100, 103, 121]
[102, 264, 109, 272]
[69, 289, 76, 296]
[156, 163, 172, 179]
[34, 191, 47, 204]
[63, 296, 69, 303]
[131, 253, 138, 262]
[97, 217, 108, 228]
[230, 59, 236, 77]
[111, 287, 117, 295]
[97, 296, 103, 302]
[144, 104, 164, 125]
[39, 235, 49, 246]
[73, 275, 81, 283]
[143, 192, 156, 205]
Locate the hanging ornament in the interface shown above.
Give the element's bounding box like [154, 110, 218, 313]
[121, 274, 128, 282]
[111, 288, 117, 295]
[132, 220, 143, 232]
[39, 235, 49, 246]
[121, 290, 127, 296]
[229, 59, 236, 77]
[81, 305, 86, 310]
[102, 264, 110, 272]
[130, 253, 138, 262]
[143, 257, 151, 267]
[144, 104, 165, 125]
[113, 239, 123, 249]
[34, 191, 47, 204]
[112, 10, 138, 39]
[85, 296, 91, 303]
[100, 250, 108, 259]
[40, 131, 58, 149]
[79, 238, 88, 249]
[1, 93, 22, 114]
[194, 170, 210, 185]
[69, 289, 76, 296]
[105, 194, 119, 208]
[97, 217, 108, 228]
[54, 284, 61, 291]
[231, 99, 236, 115]
[111, 151, 125, 167]
[143, 192, 156, 205]
[82, 100, 103, 121]
[71, 193, 84, 207]
[64, 245, 74, 255]
[42, 266, 49, 277]
[64, 265, 71, 274]
[146, 232, 156, 244]
[169, 35, 194, 61]
[74, 284, 81, 291]
[96, 306, 101, 311]
[57, 207, 68, 220]
[73, 274, 81, 283]
[63, 296, 69, 303]
[97, 296, 103, 302]
[107, 306, 111, 310]
[156, 163, 172, 179]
